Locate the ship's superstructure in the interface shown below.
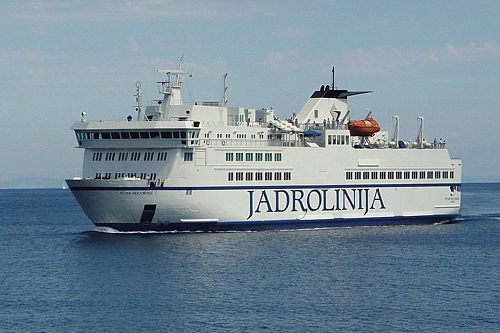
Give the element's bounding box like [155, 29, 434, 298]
[67, 58, 461, 231]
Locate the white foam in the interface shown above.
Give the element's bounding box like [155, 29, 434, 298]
[89, 227, 201, 234]
[93, 226, 121, 233]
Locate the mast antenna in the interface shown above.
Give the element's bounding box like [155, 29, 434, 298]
[332, 66, 335, 89]
[134, 81, 144, 121]
[222, 73, 228, 106]
[392, 116, 400, 147]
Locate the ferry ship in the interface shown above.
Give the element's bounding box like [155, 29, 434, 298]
[66, 57, 461, 231]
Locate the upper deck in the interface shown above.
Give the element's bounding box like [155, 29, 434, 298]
[71, 59, 451, 153]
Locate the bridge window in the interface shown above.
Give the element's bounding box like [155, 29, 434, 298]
[121, 132, 130, 139]
[236, 153, 243, 161]
[130, 132, 140, 139]
[427, 171, 433, 179]
[228, 172, 234, 181]
[150, 132, 160, 139]
[274, 153, 282, 161]
[346, 171, 353, 180]
[265, 172, 272, 181]
[246, 172, 253, 181]
[284, 172, 291, 181]
[184, 152, 193, 161]
[265, 153, 272, 161]
[274, 172, 282, 181]
[226, 153, 234, 161]
[379, 171, 386, 180]
[256, 172, 263, 181]
[246, 153, 253, 161]
[256, 153, 263, 161]
[419, 171, 426, 179]
[236, 172, 243, 181]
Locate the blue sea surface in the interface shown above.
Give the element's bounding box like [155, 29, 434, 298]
[0, 184, 498, 332]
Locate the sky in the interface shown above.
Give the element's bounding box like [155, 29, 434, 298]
[1, 0, 499, 185]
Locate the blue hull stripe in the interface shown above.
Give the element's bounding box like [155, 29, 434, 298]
[70, 182, 461, 192]
[94, 214, 460, 232]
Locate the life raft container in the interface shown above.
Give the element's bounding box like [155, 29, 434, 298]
[347, 118, 380, 136]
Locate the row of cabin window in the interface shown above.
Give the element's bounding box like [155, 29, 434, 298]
[207, 133, 266, 140]
[328, 134, 350, 145]
[228, 171, 292, 182]
[206, 133, 231, 139]
[203, 132, 289, 141]
[77, 130, 199, 140]
[225, 152, 282, 162]
[92, 151, 169, 162]
[95, 172, 157, 180]
[345, 170, 455, 181]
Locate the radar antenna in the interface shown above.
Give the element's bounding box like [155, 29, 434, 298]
[156, 55, 191, 107]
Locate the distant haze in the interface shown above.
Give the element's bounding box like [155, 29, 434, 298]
[1, 1, 499, 185]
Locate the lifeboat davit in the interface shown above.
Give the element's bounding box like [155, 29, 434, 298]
[348, 118, 380, 136]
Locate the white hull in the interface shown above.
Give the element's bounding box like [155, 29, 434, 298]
[67, 179, 460, 231]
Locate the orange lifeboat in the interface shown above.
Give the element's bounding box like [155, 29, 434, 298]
[348, 118, 380, 136]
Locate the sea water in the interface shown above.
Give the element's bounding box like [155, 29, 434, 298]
[0, 184, 498, 332]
